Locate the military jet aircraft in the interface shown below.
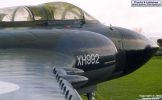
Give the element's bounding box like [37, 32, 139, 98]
[0, 2, 159, 100]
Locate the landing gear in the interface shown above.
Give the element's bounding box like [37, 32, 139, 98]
[87, 92, 96, 100]
[77, 85, 97, 100]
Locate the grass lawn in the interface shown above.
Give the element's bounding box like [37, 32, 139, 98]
[83, 56, 162, 100]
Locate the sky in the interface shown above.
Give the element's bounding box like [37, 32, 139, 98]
[0, 0, 162, 38]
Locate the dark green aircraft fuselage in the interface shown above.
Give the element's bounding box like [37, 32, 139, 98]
[0, 21, 158, 86]
[0, 2, 159, 88]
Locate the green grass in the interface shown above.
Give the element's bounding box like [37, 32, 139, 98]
[83, 56, 162, 100]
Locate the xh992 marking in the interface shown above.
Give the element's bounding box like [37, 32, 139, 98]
[77, 54, 100, 66]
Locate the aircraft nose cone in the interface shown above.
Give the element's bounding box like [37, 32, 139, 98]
[123, 33, 159, 75]
[114, 27, 159, 76]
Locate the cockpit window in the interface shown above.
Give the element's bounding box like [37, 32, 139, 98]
[61, 7, 82, 20]
[0, 7, 15, 21]
[0, 2, 98, 23]
[43, 2, 83, 20]
[28, 6, 47, 20]
[13, 7, 33, 21]
[84, 12, 96, 21]
[0, 7, 33, 22]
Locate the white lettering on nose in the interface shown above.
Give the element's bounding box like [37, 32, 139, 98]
[86, 54, 91, 65]
[95, 54, 100, 64]
[76, 54, 100, 66]
[82, 55, 87, 65]
[77, 55, 82, 66]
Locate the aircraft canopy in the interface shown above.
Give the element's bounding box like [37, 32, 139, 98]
[0, 2, 97, 23]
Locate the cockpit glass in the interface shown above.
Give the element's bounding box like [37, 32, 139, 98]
[13, 7, 33, 21]
[0, 2, 98, 23]
[0, 7, 15, 21]
[0, 7, 33, 22]
[84, 11, 98, 23]
[28, 6, 47, 21]
[43, 2, 84, 20]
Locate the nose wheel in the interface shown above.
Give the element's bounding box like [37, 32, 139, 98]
[86, 92, 96, 100]
[77, 85, 97, 100]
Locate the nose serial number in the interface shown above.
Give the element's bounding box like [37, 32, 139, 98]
[77, 54, 100, 66]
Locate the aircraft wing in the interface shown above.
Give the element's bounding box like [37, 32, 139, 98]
[0, 49, 87, 100]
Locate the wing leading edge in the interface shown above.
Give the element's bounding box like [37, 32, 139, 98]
[0, 48, 86, 100]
